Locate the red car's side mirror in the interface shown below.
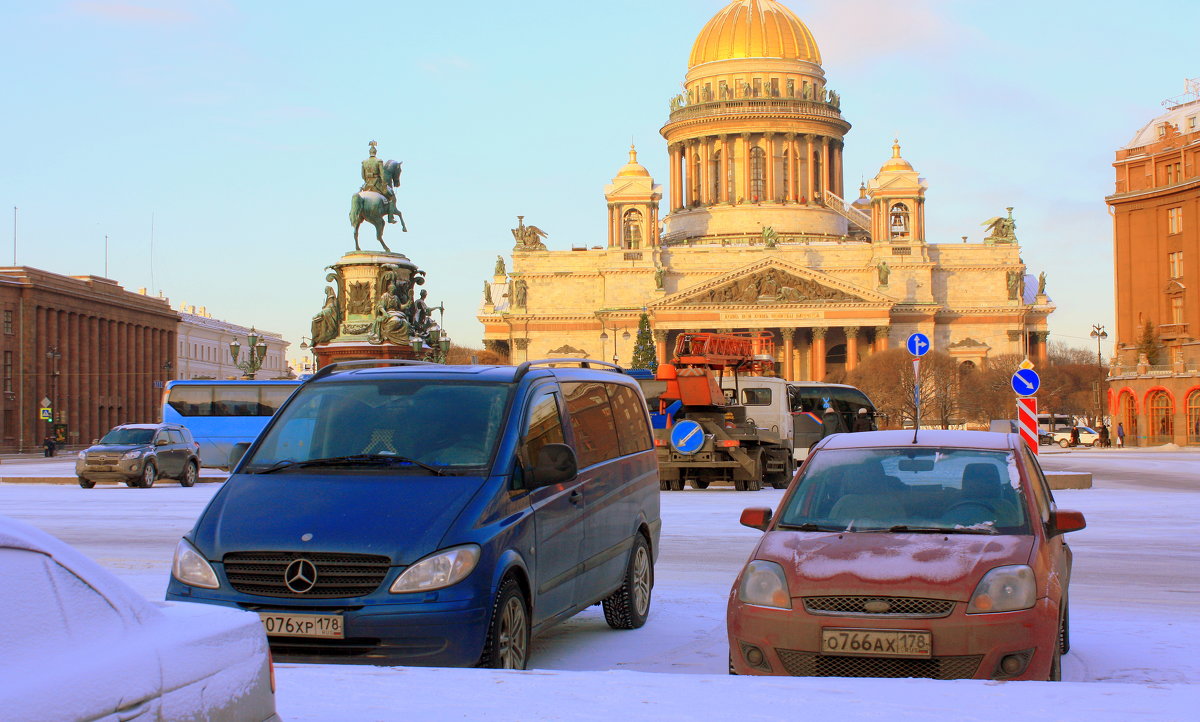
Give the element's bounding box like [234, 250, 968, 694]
[740, 507, 773, 531]
[1049, 509, 1086, 536]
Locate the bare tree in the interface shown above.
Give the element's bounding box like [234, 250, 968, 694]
[846, 349, 961, 428]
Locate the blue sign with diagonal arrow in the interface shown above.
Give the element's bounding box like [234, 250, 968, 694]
[1011, 368, 1041, 396]
[669, 420, 705, 455]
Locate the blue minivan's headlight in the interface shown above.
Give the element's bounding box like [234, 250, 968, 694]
[171, 538, 220, 589]
[390, 545, 481, 593]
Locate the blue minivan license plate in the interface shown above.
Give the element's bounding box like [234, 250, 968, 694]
[258, 612, 344, 639]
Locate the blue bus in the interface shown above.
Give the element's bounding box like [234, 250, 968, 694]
[162, 380, 301, 469]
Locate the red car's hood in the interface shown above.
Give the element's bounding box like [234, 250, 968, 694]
[758, 531, 1034, 602]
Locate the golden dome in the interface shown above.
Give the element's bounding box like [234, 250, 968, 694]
[689, 0, 821, 68]
[881, 139, 913, 172]
[616, 145, 651, 178]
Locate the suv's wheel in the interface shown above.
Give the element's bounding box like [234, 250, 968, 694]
[179, 461, 198, 487]
[480, 578, 529, 669]
[1058, 439, 1070, 448]
[138, 461, 157, 488]
[602, 533, 652, 629]
[78, 477, 95, 489]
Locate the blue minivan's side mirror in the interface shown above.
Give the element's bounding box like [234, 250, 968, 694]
[531, 443, 578, 487]
[229, 442, 252, 470]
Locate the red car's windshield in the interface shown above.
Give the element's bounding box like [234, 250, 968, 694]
[779, 447, 1031, 534]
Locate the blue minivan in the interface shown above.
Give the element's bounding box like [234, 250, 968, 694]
[167, 359, 661, 669]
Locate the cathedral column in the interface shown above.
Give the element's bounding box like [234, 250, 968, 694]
[700, 137, 712, 205]
[833, 141, 844, 198]
[812, 327, 827, 381]
[804, 135, 815, 204]
[764, 132, 777, 202]
[781, 328, 795, 380]
[875, 325, 889, 353]
[653, 330, 668, 366]
[786, 133, 798, 202]
[845, 326, 859, 371]
[1034, 331, 1048, 364]
[721, 135, 732, 203]
[669, 143, 682, 210]
[820, 136, 830, 202]
[739, 133, 751, 203]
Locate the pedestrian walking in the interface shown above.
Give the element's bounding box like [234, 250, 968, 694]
[42, 435, 56, 457]
[852, 407, 873, 432]
[1070, 426, 1081, 447]
[1099, 424, 1110, 448]
[1117, 422, 1125, 448]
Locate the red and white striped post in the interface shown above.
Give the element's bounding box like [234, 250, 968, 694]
[1017, 397, 1039, 455]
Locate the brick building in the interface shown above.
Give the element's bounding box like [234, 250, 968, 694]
[1106, 80, 1200, 446]
[0, 267, 179, 451]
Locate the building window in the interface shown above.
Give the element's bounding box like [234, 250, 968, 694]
[1187, 391, 1200, 445]
[889, 203, 911, 238]
[1170, 295, 1185, 325]
[1168, 207, 1183, 234]
[750, 146, 766, 201]
[710, 150, 722, 201]
[3, 351, 11, 393]
[752, 78, 762, 97]
[769, 78, 779, 97]
[3, 310, 11, 335]
[622, 209, 643, 249]
[1189, 115, 1197, 131]
[1148, 390, 1174, 444]
[1169, 251, 1184, 278]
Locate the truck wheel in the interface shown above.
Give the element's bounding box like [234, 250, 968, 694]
[689, 478, 710, 490]
[669, 478, 684, 491]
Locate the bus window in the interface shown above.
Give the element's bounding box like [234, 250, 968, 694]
[166, 386, 213, 416]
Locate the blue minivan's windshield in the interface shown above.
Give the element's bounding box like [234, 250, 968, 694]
[242, 380, 511, 473]
[779, 447, 1029, 534]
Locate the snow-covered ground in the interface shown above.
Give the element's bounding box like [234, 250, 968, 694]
[1, 450, 1197, 720]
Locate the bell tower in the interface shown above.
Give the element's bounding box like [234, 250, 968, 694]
[866, 140, 928, 244]
[604, 145, 662, 249]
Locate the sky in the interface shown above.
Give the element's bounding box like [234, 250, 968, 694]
[2, 0, 1197, 364]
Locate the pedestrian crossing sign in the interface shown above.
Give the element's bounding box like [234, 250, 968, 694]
[39, 407, 52, 420]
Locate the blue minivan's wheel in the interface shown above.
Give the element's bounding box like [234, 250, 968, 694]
[480, 578, 529, 670]
[603, 533, 652, 629]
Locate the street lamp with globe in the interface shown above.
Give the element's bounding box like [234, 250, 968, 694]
[1090, 324, 1108, 368]
[599, 324, 632, 366]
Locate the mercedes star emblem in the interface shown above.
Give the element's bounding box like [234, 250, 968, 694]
[284, 558, 318, 594]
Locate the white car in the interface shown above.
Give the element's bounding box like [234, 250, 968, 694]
[0, 515, 280, 722]
[1051, 426, 1100, 448]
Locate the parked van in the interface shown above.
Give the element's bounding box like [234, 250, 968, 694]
[167, 359, 661, 670]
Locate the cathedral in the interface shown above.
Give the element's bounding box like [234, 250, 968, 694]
[478, 0, 1053, 379]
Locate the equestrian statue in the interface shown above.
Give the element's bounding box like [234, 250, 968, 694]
[351, 140, 407, 251]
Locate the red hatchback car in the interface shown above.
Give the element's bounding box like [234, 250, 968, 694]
[728, 430, 1085, 681]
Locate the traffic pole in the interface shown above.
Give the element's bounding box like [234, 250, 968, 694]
[1017, 397, 1039, 455]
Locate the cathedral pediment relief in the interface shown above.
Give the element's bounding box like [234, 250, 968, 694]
[654, 260, 891, 308]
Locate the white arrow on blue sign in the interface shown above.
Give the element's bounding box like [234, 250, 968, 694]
[906, 332, 931, 357]
[669, 420, 705, 455]
[1011, 368, 1041, 396]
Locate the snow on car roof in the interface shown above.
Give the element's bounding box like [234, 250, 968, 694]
[0, 514, 161, 623]
[819, 429, 1014, 451]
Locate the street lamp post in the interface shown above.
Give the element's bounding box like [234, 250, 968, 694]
[599, 323, 632, 366]
[413, 329, 452, 364]
[229, 328, 268, 379]
[1090, 324, 1108, 368]
[299, 336, 318, 375]
[46, 346, 61, 424]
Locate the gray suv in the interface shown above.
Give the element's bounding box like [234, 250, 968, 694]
[76, 423, 201, 489]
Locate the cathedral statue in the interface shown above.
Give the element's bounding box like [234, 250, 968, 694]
[761, 226, 779, 248]
[1037, 272, 1047, 295]
[982, 207, 1018, 243]
[511, 216, 549, 251]
[483, 280, 493, 305]
[1007, 270, 1024, 300]
[494, 255, 506, 276]
[877, 259, 891, 287]
[513, 279, 528, 308]
[350, 141, 408, 252]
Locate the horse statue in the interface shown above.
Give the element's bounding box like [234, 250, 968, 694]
[350, 159, 407, 252]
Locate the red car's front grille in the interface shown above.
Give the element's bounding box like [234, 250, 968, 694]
[776, 649, 983, 680]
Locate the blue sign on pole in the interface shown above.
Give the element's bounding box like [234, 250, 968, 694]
[669, 420, 705, 455]
[1011, 368, 1041, 396]
[906, 332, 931, 357]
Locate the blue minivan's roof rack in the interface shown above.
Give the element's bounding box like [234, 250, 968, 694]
[513, 358, 625, 384]
[308, 358, 437, 382]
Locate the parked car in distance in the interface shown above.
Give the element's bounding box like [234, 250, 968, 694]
[1050, 427, 1100, 448]
[76, 423, 201, 488]
[0, 514, 279, 721]
[167, 358, 662, 670]
[728, 430, 1085, 681]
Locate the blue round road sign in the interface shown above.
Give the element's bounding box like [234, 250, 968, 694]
[1011, 368, 1041, 396]
[669, 420, 705, 455]
[906, 332, 931, 357]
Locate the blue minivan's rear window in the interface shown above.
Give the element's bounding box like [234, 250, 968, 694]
[242, 381, 511, 471]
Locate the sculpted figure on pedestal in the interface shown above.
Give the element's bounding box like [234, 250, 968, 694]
[350, 141, 408, 252]
[311, 286, 341, 345]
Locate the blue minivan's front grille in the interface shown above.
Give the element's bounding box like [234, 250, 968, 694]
[223, 551, 392, 598]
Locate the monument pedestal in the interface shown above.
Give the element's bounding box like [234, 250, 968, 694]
[309, 250, 424, 368]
